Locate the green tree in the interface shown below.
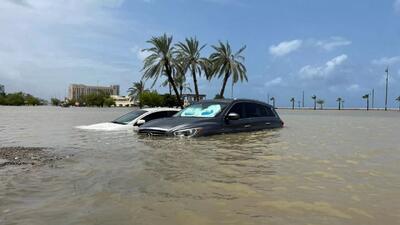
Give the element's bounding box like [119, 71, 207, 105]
[336, 97, 342, 110]
[175, 37, 209, 101]
[139, 91, 164, 107]
[141, 34, 183, 108]
[362, 94, 369, 111]
[290, 97, 295, 110]
[128, 81, 145, 102]
[83, 92, 108, 107]
[103, 97, 116, 107]
[162, 94, 180, 107]
[214, 94, 223, 99]
[0, 95, 5, 105]
[311, 95, 317, 110]
[209, 41, 247, 98]
[6, 92, 25, 106]
[317, 99, 325, 110]
[51, 98, 61, 106]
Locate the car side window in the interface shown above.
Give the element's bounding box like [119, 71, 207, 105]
[167, 111, 177, 117]
[264, 106, 276, 117]
[141, 111, 169, 122]
[243, 103, 276, 118]
[228, 103, 245, 119]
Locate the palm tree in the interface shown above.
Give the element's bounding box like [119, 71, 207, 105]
[316, 99, 324, 110]
[209, 41, 247, 98]
[336, 97, 342, 110]
[396, 96, 400, 111]
[128, 81, 145, 102]
[311, 95, 317, 110]
[362, 94, 369, 111]
[175, 37, 209, 101]
[141, 34, 183, 108]
[175, 73, 192, 96]
[270, 97, 275, 108]
[290, 97, 295, 110]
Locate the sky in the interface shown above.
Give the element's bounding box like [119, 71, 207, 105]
[1, 0, 400, 108]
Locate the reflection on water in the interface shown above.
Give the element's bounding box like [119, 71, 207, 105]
[0, 106, 399, 225]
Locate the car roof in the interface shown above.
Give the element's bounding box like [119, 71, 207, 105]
[142, 107, 180, 112]
[197, 98, 273, 107]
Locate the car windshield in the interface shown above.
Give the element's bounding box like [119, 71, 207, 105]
[112, 110, 146, 124]
[176, 102, 227, 118]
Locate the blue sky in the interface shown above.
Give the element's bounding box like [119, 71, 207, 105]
[1, 0, 400, 108]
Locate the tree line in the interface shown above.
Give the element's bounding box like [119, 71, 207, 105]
[50, 92, 115, 107]
[128, 34, 248, 108]
[0, 92, 46, 106]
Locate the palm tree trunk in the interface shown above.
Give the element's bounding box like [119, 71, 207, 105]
[314, 100, 316, 110]
[338, 101, 341, 110]
[191, 67, 200, 101]
[165, 64, 183, 108]
[219, 72, 230, 98]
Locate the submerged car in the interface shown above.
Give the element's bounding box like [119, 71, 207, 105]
[138, 99, 284, 137]
[76, 108, 180, 131]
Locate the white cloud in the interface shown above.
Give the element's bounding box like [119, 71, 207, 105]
[299, 54, 348, 79]
[269, 40, 302, 57]
[395, 0, 400, 13]
[0, 0, 147, 98]
[315, 36, 352, 51]
[264, 77, 283, 87]
[347, 84, 360, 91]
[372, 56, 400, 65]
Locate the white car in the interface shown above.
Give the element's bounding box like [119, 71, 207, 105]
[76, 108, 180, 131]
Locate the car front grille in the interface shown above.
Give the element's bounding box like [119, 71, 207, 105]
[138, 129, 167, 136]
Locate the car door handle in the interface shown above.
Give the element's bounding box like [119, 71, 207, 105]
[265, 122, 271, 125]
[244, 124, 251, 128]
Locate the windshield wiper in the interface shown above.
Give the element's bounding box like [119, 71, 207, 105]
[111, 121, 124, 125]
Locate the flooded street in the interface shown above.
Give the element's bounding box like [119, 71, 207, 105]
[0, 106, 399, 225]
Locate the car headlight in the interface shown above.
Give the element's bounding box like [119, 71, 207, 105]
[173, 128, 201, 137]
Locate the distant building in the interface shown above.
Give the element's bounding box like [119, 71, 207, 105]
[68, 84, 120, 100]
[111, 95, 135, 107]
[181, 94, 206, 106]
[0, 84, 4, 95]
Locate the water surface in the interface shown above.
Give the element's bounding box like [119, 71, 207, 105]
[0, 106, 399, 225]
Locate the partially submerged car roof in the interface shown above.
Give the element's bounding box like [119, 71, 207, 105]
[142, 107, 180, 112]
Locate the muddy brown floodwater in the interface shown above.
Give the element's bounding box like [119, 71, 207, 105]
[0, 106, 399, 225]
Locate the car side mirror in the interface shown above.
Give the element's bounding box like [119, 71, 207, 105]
[227, 112, 240, 120]
[136, 119, 146, 126]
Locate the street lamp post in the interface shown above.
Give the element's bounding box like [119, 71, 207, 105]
[385, 67, 389, 111]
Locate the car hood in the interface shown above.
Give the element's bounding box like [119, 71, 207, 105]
[140, 117, 214, 131]
[76, 122, 133, 131]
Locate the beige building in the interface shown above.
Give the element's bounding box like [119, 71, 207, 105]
[68, 84, 119, 100]
[111, 95, 135, 107]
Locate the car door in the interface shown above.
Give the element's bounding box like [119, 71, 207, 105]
[262, 105, 282, 128]
[242, 102, 266, 131]
[244, 103, 280, 130]
[223, 102, 251, 133]
[135, 111, 170, 127]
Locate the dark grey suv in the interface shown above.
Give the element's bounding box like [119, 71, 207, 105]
[137, 99, 284, 137]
